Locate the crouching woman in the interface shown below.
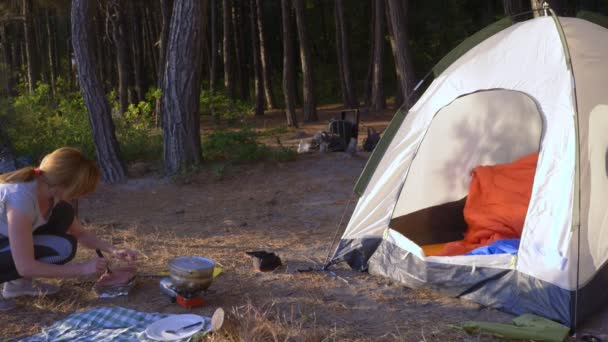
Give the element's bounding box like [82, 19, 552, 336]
[0, 147, 137, 310]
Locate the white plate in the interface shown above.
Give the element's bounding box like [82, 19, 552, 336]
[145, 314, 206, 341]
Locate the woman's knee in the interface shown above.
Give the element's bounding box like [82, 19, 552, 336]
[59, 234, 78, 265]
[33, 234, 78, 265]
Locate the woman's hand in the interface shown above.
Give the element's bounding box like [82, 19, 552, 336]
[111, 248, 139, 263]
[81, 258, 109, 276]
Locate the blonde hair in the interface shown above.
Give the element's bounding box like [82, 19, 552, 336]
[0, 147, 100, 199]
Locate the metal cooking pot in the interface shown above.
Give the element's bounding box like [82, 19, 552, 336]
[168, 256, 215, 293]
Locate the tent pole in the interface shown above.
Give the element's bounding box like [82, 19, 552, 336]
[322, 194, 356, 269]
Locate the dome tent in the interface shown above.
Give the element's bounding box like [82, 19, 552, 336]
[331, 11, 608, 328]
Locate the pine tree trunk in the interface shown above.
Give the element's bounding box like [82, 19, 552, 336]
[23, 0, 38, 93]
[45, 9, 57, 95]
[531, 0, 543, 17]
[249, 0, 264, 116]
[334, 17, 347, 108]
[20, 41, 26, 68]
[95, 6, 110, 91]
[109, 0, 133, 114]
[200, 0, 210, 88]
[384, 4, 403, 108]
[281, 0, 298, 128]
[71, 0, 127, 183]
[162, 0, 205, 174]
[35, 7, 48, 85]
[503, 0, 529, 21]
[370, 0, 386, 111]
[232, 1, 248, 100]
[223, 0, 236, 99]
[294, 0, 317, 122]
[145, 5, 159, 78]
[255, 0, 275, 109]
[155, 0, 173, 127]
[363, 0, 375, 106]
[334, 0, 357, 109]
[531, 0, 561, 16]
[6, 26, 18, 96]
[130, 0, 145, 102]
[209, 0, 218, 92]
[386, 0, 416, 109]
[0, 25, 14, 96]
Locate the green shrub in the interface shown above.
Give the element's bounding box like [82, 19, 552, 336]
[201, 128, 296, 163]
[199, 90, 253, 125]
[6, 79, 96, 160]
[0, 79, 161, 163]
[115, 88, 162, 162]
[202, 129, 262, 162]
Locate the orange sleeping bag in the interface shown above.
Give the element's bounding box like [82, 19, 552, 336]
[436, 152, 538, 256]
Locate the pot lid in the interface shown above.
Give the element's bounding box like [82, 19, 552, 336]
[170, 256, 215, 272]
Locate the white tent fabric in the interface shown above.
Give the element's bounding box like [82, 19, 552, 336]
[341, 17, 582, 289]
[392, 90, 543, 219]
[561, 18, 608, 288]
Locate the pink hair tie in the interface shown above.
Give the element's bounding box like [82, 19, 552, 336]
[33, 168, 42, 176]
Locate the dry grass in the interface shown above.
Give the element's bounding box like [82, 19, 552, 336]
[204, 302, 325, 342]
[1, 151, 525, 341]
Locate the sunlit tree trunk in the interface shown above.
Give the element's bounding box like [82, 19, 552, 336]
[386, 0, 416, 109]
[370, 0, 386, 111]
[71, 0, 127, 183]
[109, 0, 133, 114]
[45, 8, 57, 95]
[23, 0, 38, 92]
[294, 0, 317, 122]
[155, 0, 173, 127]
[531, 0, 561, 16]
[334, 0, 357, 109]
[209, 0, 218, 92]
[281, 0, 298, 127]
[223, 0, 236, 99]
[234, 1, 248, 100]
[162, 0, 206, 174]
[130, 0, 145, 102]
[250, 0, 264, 116]
[255, 0, 276, 109]
[142, 5, 159, 79]
[363, 1, 375, 106]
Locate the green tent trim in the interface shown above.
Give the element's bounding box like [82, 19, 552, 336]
[354, 107, 407, 196]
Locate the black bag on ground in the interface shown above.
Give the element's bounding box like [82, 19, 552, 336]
[245, 251, 282, 272]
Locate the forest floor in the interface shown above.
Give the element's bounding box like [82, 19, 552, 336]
[2, 106, 607, 341]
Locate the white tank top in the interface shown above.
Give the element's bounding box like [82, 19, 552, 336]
[0, 181, 48, 237]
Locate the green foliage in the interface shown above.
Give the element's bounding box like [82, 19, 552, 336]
[0, 79, 161, 163]
[4, 78, 96, 160]
[199, 90, 253, 125]
[201, 128, 296, 163]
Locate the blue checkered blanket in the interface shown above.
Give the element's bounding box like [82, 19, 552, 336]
[19, 306, 211, 342]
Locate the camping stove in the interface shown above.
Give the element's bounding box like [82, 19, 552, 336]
[160, 277, 205, 308]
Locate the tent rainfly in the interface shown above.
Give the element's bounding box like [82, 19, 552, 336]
[331, 12, 608, 329]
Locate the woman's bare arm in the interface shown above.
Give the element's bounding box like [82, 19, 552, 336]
[68, 219, 115, 253]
